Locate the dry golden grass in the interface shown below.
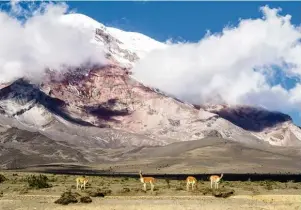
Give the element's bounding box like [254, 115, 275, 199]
[1, 172, 301, 196]
[0, 172, 300, 209]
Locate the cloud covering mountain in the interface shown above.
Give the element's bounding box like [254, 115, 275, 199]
[0, 1, 106, 84]
[132, 6, 301, 114]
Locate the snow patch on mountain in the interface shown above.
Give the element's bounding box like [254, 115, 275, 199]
[106, 27, 166, 58]
[60, 13, 167, 68]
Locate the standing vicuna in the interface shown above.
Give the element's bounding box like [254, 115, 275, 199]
[139, 170, 155, 192]
[186, 176, 197, 191]
[76, 176, 89, 190]
[210, 173, 223, 189]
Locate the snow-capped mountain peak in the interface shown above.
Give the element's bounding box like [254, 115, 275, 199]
[1, 12, 301, 151]
[60, 13, 167, 68]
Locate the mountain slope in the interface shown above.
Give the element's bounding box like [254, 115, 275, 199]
[202, 104, 301, 146]
[0, 13, 301, 169]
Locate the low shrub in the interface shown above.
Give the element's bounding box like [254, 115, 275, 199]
[26, 174, 52, 189]
[212, 188, 235, 198]
[88, 188, 112, 197]
[80, 196, 92, 203]
[54, 191, 80, 205]
[0, 174, 7, 183]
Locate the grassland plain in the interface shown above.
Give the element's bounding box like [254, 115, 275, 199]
[0, 172, 301, 210]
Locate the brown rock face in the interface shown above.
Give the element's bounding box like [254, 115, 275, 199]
[1, 61, 300, 148]
[41, 64, 216, 143]
[35, 63, 301, 147]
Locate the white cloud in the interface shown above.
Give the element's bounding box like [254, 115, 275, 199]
[0, 1, 106, 84]
[132, 5, 301, 113]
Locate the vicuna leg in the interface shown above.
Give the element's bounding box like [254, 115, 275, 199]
[143, 183, 147, 191]
[211, 180, 213, 189]
[187, 182, 190, 191]
[150, 183, 154, 192]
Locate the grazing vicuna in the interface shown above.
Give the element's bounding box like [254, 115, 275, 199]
[186, 176, 197, 191]
[210, 174, 223, 189]
[76, 176, 89, 190]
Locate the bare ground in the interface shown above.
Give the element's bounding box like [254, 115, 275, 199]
[1, 194, 301, 210]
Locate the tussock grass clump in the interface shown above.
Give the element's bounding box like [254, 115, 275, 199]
[54, 191, 80, 205]
[286, 181, 301, 190]
[80, 196, 92, 203]
[0, 174, 7, 183]
[259, 180, 276, 190]
[19, 187, 29, 195]
[200, 187, 213, 195]
[118, 187, 131, 194]
[88, 188, 112, 197]
[212, 188, 235, 198]
[55, 190, 93, 205]
[26, 174, 52, 189]
[0, 191, 3, 197]
[222, 181, 234, 187]
[54, 191, 92, 205]
[199, 187, 235, 198]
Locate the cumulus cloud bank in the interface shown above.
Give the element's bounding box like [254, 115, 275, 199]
[0, 1, 106, 84]
[132, 6, 301, 113]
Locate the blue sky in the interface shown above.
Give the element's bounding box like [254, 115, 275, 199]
[68, 1, 301, 125]
[68, 1, 301, 42]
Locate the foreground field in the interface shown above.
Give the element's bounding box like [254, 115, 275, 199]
[0, 172, 301, 210]
[1, 194, 301, 210]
